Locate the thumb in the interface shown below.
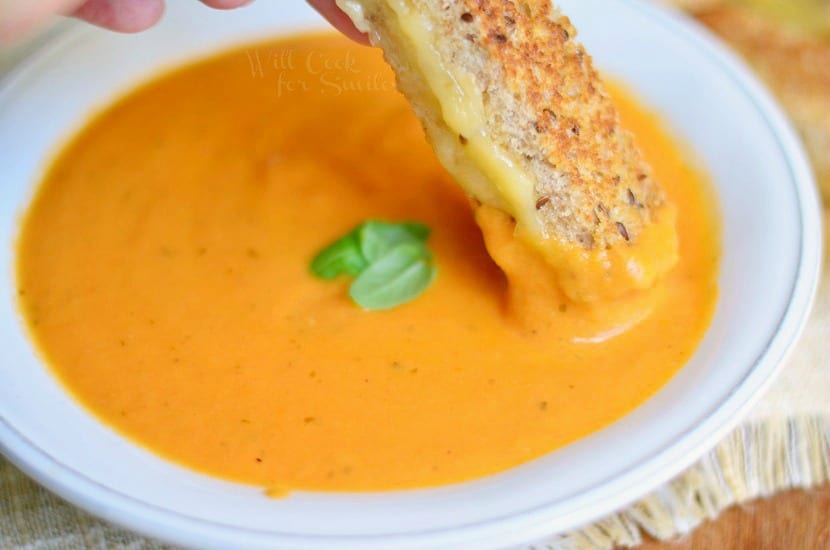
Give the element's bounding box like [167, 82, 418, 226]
[306, 0, 369, 45]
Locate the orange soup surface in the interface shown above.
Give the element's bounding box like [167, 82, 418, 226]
[16, 34, 719, 492]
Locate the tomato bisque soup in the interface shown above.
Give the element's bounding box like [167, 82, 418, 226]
[16, 34, 719, 492]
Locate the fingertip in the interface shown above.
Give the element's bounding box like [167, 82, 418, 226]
[73, 0, 165, 33]
[307, 0, 370, 46]
[198, 0, 253, 10]
[339, 25, 370, 46]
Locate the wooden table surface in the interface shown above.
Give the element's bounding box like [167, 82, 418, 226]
[641, 485, 830, 549]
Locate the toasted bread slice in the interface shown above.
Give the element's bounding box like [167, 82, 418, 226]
[693, 4, 830, 200]
[336, 0, 678, 302]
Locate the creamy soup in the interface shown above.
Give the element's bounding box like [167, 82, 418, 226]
[16, 34, 719, 492]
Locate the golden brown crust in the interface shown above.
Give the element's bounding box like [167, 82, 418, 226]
[695, 5, 830, 199]
[338, 0, 670, 250]
[461, 0, 667, 249]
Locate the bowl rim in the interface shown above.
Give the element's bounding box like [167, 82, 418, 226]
[0, 0, 823, 548]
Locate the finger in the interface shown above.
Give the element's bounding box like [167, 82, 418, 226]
[198, 0, 252, 9]
[0, 0, 86, 42]
[73, 0, 165, 33]
[306, 0, 369, 45]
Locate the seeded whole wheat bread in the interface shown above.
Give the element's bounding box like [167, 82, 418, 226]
[336, 0, 673, 252]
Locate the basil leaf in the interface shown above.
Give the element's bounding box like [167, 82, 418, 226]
[349, 242, 437, 310]
[358, 221, 431, 263]
[310, 232, 367, 279]
[310, 220, 437, 309]
[400, 222, 431, 241]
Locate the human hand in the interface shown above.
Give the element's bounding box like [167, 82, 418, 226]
[306, 0, 368, 44]
[1, 0, 368, 45]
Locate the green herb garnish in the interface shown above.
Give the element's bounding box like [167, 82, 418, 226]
[310, 232, 367, 279]
[310, 221, 437, 310]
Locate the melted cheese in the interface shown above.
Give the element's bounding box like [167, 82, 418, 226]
[339, 0, 679, 302]
[365, 0, 541, 231]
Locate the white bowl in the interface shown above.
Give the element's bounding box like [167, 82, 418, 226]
[0, 0, 822, 548]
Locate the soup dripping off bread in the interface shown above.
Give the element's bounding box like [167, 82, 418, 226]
[336, 0, 680, 302]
